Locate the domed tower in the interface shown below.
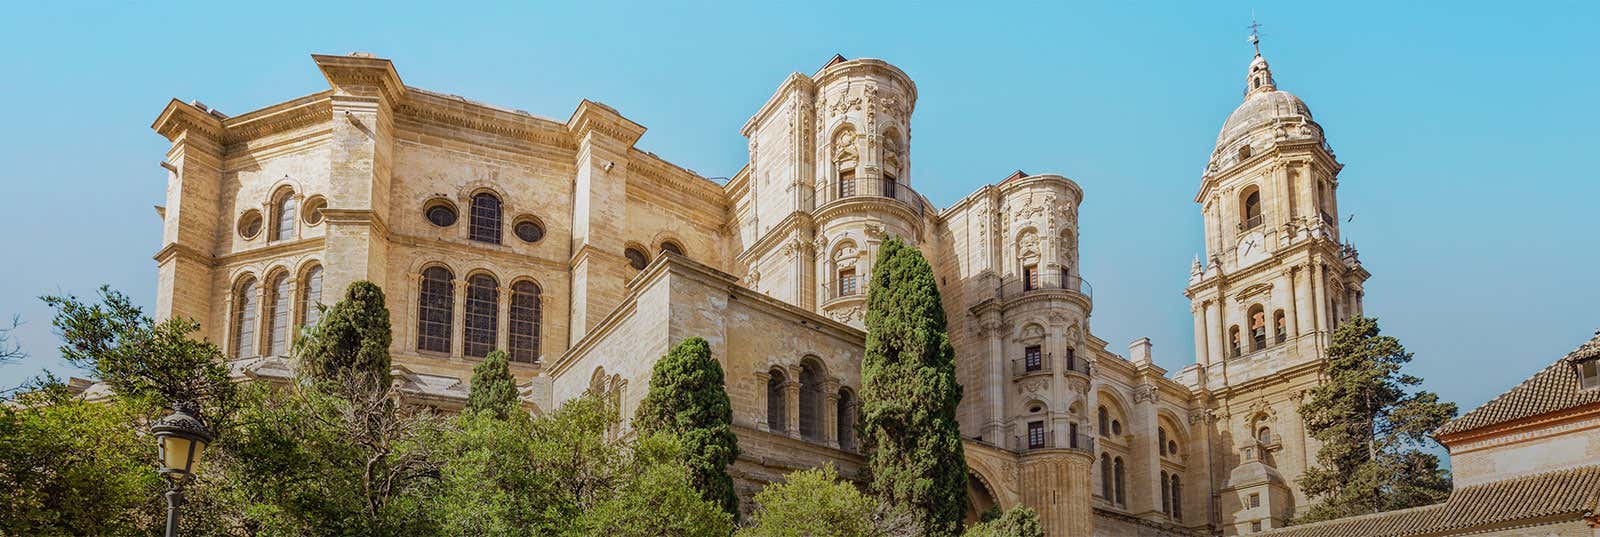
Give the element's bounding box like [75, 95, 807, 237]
[809, 57, 925, 327]
[1185, 36, 1371, 534]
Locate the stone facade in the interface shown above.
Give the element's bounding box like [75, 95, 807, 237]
[149, 49, 1376, 536]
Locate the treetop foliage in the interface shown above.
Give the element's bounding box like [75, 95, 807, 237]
[465, 350, 520, 420]
[634, 336, 741, 518]
[296, 280, 392, 390]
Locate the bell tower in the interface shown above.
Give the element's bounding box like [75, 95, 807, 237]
[1184, 30, 1372, 534]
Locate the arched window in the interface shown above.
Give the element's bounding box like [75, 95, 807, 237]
[766, 368, 788, 433]
[1112, 419, 1122, 435]
[625, 246, 650, 271]
[509, 281, 541, 363]
[1242, 188, 1262, 230]
[799, 361, 823, 441]
[1159, 428, 1169, 456]
[231, 276, 259, 358]
[1229, 326, 1242, 357]
[464, 274, 499, 358]
[468, 192, 502, 244]
[1257, 426, 1273, 445]
[1100, 453, 1112, 499]
[1249, 304, 1267, 351]
[1161, 471, 1171, 514]
[1098, 406, 1109, 436]
[300, 264, 324, 328]
[265, 272, 291, 357]
[417, 267, 454, 353]
[1273, 309, 1288, 344]
[659, 241, 684, 256]
[837, 388, 856, 451]
[1171, 475, 1183, 521]
[271, 189, 297, 241]
[1113, 456, 1126, 506]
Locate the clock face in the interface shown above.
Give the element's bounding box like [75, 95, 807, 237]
[1236, 230, 1269, 268]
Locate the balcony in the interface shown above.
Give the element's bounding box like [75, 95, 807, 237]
[821, 274, 869, 304]
[1240, 214, 1264, 231]
[999, 273, 1093, 302]
[1011, 431, 1096, 453]
[816, 176, 926, 217]
[1062, 355, 1091, 377]
[1011, 356, 1052, 377]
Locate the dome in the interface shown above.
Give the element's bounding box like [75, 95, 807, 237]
[1214, 88, 1313, 148]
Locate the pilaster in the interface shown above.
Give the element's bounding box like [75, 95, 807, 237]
[150, 100, 225, 332]
[566, 100, 645, 341]
[312, 53, 406, 297]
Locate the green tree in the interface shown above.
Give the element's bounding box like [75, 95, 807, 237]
[42, 286, 236, 419]
[736, 465, 919, 537]
[465, 350, 519, 419]
[0, 377, 160, 537]
[296, 280, 392, 390]
[962, 506, 1043, 537]
[1297, 316, 1457, 523]
[225, 280, 445, 536]
[634, 336, 741, 518]
[859, 237, 969, 537]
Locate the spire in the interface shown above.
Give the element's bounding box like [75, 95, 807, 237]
[1243, 18, 1276, 98]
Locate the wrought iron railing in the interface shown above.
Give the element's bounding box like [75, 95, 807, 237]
[999, 273, 1092, 300]
[1241, 214, 1264, 231]
[1011, 356, 1052, 376]
[1012, 431, 1096, 453]
[1062, 355, 1092, 376]
[821, 274, 869, 303]
[816, 176, 926, 216]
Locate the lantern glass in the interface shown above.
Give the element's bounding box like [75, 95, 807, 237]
[159, 434, 207, 478]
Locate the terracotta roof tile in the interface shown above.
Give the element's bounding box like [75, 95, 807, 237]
[1434, 329, 1600, 437]
[1260, 465, 1600, 537]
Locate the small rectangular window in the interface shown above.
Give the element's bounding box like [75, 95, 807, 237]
[1024, 345, 1043, 372]
[838, 170, 857, 198]
[1582, 361, 1600, 390]
[1251, 521, 1262, 533]
[838, 267, 857, 297]
[1249, 493, 1260, 508]
[1027, 421, 1046, 449]
[1023, 265, 1038, 291]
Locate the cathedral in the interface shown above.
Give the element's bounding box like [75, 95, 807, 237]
[145, 44, 1524, 537]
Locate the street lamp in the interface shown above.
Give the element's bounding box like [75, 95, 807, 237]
[153, 402, 212, 537]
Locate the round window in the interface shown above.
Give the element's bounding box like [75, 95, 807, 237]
[425, 202, 458, 227]
[1168, 440, 1179, 455]
[238, 210, 263, 239]
[303, 196, 326, 226]
[625, 247, 649, 270]
[514, 219, 545, 243]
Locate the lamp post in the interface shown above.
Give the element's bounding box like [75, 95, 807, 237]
[152, 402, 212, 537]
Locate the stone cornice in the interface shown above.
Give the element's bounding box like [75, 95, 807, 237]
[626, 148, 729, 202]
[735, 211, 814, 265]
[813, 58, 918, 106]
[398, 89, 573, 148]
[1183, 238, 1347, 296]
[212, 236, 327, 266]
[151, 99, 225, 142]
[220, 92, 334, 146]
[152, 242, 215, 266]
[566, 99, 645, 146]
[1436, 402, 1600, 451]
[813, 197, 924, 234]
[996, 173, 1085, 205]
[1195, 142, 1340, 203]
[311, 53, 408, 104]
[319, 208, 391, 239]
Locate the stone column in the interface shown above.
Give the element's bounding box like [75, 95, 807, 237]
[1293, 265, 1314, 337]
[784, 373, 802, 439]
[313, 54, 405, 298]
[285, 277, 302, 349]
[1311, 261, 1328, 333]
[451, 278, 468, 358]
[151, 101, 225, 335]
[253, 282, 271, 358]
[496, 284, 511, 354]
[1192, 303, 1210, 366]
[752, 370, 771, 432]
[1019, 450, 1095, 537]
[984, 320, 1007, 444]
[1204, 299, 1224, 366]
[823, 379, 841, 448]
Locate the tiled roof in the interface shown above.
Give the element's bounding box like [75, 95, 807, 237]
[1434, 329, 1600, 437]
[1260, 465, 1600, 537]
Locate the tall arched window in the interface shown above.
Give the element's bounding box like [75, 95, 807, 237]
[837, 388, 856, 451]
[766, 368, 788, 433]
[417, 267, 454, 353]
[1159, 428, 1169, 456]
[1242, 189, 1262, 229]
[798, 362, 823, 441]
[1100, 453, 1112, 500]
[1258, 426, 1274, 445]
[265, 272, 291, 356]
[1113, 456, 1126, 506]
[232, 276, 259, 358]
[464, 274, 499, 358]
[1171, 475, 1183, 521]
[1098, 406, 1109, 436]
[299, 264, 323, 328]
[509, 281, 541, 363]
[469, 192, 502, 244]
[1273, 309, 1288, 344]
[272, 189, 297, 241]
[1229, 326, 1242, 357]
[1249, 304, 1267, 351]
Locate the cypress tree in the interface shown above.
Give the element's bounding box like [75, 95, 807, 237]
[634, 336, 742, 518]
[296, 280, 392, 388]
[859, 237, 969, 537]
[1297, 316, 1457, 523]
[465, 350, 519, 420]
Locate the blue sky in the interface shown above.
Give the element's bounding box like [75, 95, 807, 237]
[1, 1, 1596, 426]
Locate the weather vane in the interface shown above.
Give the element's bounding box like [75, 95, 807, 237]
[1248, 15, 1264, 55]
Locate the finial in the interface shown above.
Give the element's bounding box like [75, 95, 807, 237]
[1248, 15, 1263, 56]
